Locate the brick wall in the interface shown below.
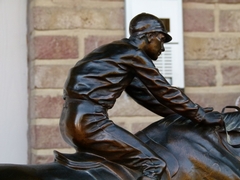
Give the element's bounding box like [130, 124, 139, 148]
[183, 1, 240, 110]
[27, 0, 240, 164]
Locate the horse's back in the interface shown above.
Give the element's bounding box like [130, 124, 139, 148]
[137, 113, 240, 179]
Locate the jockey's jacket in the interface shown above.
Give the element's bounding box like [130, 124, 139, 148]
[63, 37, 205, 122]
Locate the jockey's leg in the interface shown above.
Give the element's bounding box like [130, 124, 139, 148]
[60, 99, 169, 179]
[85, 121, 168, 179]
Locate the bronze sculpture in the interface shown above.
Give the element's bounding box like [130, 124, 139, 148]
[0, 107, 240, 179]
[59, 12, 222, 180]
[0, 13, 239, 180]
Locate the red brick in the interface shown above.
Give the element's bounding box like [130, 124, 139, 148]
[183, 0, 240, 4]
[219, 0, 240, 3]
[34, 36, 78, 59]
[183, 0, 217, 2]
[30, 154, 54, 164]
[184, 37, 240, 60]
[183, 8, 214, 32]
[184, 0, 240, 2]
[32, 95, 64, 119]
[114, 122, 127, 130]
[33, 7, 124, 30]
[131, 122, 154, 134]
[108, 93, 157, 117]
[221, 64, 240, 85]
[187, 92, 240, 112]
[220, 10, 240, 32]
[30, 125, 69, 149]
[185, 64, 216, 87]
[84, 35, 123, 55]
[34, 65, 71, 88]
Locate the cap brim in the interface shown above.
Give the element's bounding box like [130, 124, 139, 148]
[163, 33, 172, 43]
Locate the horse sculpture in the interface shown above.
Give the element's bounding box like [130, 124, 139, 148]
[0, 106, 240, 180]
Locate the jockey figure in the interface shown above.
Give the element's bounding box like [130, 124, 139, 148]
[60, 13, 223, 180]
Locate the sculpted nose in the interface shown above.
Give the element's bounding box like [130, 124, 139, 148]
[161, 44, 165, 52]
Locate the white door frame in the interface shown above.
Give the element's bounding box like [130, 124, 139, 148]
[0, 0, 28, 163]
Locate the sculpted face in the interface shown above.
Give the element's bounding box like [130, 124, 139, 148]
[144, 33, 165, 60]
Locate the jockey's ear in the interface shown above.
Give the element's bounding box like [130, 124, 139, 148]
[203, 107, 214, 113]
[146, 32, 157, 42]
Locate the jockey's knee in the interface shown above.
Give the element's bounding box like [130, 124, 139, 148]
[142, 158, 167, 179]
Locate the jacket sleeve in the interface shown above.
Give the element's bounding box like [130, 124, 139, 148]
[125, 77, 175, 117]
[130, 52, 206, 123]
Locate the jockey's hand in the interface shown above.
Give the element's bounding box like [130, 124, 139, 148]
[202, 111, 223, 126]
[203, 107, 214, 113]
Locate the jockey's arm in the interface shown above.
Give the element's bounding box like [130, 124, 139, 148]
[130, 53, 223, 126]
[125, 77, 175, 117]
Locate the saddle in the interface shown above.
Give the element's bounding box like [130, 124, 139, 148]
[54, 150, 141, 180]
[136, 125, 180, 177]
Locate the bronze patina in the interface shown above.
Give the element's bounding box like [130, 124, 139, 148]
[0, 13, 239, 180]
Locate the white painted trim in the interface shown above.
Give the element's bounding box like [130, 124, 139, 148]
[0, 0, 28, 163]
